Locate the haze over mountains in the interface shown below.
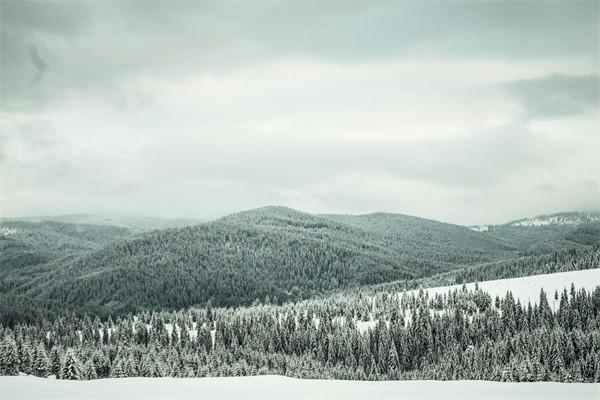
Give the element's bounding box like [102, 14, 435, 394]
[1, 214, 200, 232]
[0, 206, 598, 325]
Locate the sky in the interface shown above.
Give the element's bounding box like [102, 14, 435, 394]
[0, 0, 598, 225]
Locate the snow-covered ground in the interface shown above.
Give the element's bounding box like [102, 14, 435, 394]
[405, 268, 600, 306]
[469, 225, 489, 232]
[1, 375, 598, 400]
[0, 227, 17, 236]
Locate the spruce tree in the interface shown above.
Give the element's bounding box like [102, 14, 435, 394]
[82, 359, 98, 380]
[33, 343, 50, 377]
[19, 342, 33, 375]
[110, 358, 127, 378]
[60, 350, 82, 380]
[0, 338, 19, 376]
[388, 340, 400, 378]
[125, 356, 138, 376]
[49, 347, 61, 377]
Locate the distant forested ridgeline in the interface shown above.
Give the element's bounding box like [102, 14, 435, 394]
[0, 221, 133, 270]
[482, 223, 600, 254]
[1, 284, 599, 382]
[0, 217, 435, 325]
[363, 246, 600, 295]
[1, 207, 599, 325]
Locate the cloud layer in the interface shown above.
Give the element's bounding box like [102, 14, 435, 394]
[1, 1, 598, 224]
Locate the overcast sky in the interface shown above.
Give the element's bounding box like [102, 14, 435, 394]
[0, 1, 598, 225]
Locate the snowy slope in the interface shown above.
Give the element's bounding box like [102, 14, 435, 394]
[405, 268, 600, 305]
[0, 375, 598, 400]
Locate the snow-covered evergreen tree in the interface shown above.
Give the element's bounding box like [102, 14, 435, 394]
[125, 356, 137, 376]
[19, 342, 33, 375]
[49, 346, 61, 377]
[60, 350, 82, 380]
[110, 358, 127, 378]
[0, 338, 19, 375]
[33, 343, 50, 377]
[82, 359, 98, 380]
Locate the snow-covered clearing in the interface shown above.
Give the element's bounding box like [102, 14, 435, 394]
[0, 227, 17, 236]
[1, 375, 597, 400]
[405, 268, 600, 306]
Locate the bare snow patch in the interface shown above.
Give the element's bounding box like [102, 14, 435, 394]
[405, 269, 600, 306]
[0, 227, 17, 236]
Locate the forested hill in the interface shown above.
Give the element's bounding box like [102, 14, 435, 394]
[319, 212, 515, 263]
[362, 246, 600, 295]
[0, 206, 510, 323]
[0, 221, 132, 270]
[470, 211, 600, 254]
[1, 206, 597, 325]
[2, 214, 199, 232]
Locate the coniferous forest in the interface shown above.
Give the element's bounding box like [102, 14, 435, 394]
[2, 208, 598, 326]
[1, 209, 599, 385]
[2, 283, 599, 382]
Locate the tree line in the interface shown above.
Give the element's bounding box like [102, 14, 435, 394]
[1, 283, 599, 382]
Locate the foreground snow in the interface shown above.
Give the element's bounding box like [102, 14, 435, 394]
[406, 268, 600, 306]
[1, 375, 598, 400]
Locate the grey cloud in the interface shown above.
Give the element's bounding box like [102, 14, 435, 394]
[506, 74, 599, 118]
[1, 1, 598, 223]
[2, 1, 598, 109]
[536, 183, 557, 193]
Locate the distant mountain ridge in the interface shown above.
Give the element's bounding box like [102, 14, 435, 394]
[1, 206, 597, 324]
[470, 210, 600, 230]
[468, 210, 599, 254]
[0, 220, 132, 270]
[506, 210, 600, 227]
[1, 213, 200, 232]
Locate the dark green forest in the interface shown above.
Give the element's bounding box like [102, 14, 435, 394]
[367, 246, 600, 295]
[0, 221, 132, 270]
[1, 208, 598, 325]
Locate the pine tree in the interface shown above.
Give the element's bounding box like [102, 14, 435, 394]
[82, 359, 98, 380]
[33, 343, 50, 377]
[60, 350, 82, 380]
[49, 347, 61, 377]
[388, 340, 400, 378]
[19, 342, 33, 375]
[125, 356, 138, 376]
[92, 350, 110, 378]
[140, 354, 160, 377]
[0, 338, 19, 376]
[110, 358, 127, 378]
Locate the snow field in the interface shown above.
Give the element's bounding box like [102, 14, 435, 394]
[403, 268, 600, 306]
[1, 375, 598, 400]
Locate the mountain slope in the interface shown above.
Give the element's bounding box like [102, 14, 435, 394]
[0, 206, 514, 322]
[476, 211, 600, 253]
[2, 208, 420, 318]
[2, 207, 597, 325]
[320, 212, 516, 264]
[2, 213, 200, 232]
[0, 220, 133, 270]
[364, 245, 600, 295]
